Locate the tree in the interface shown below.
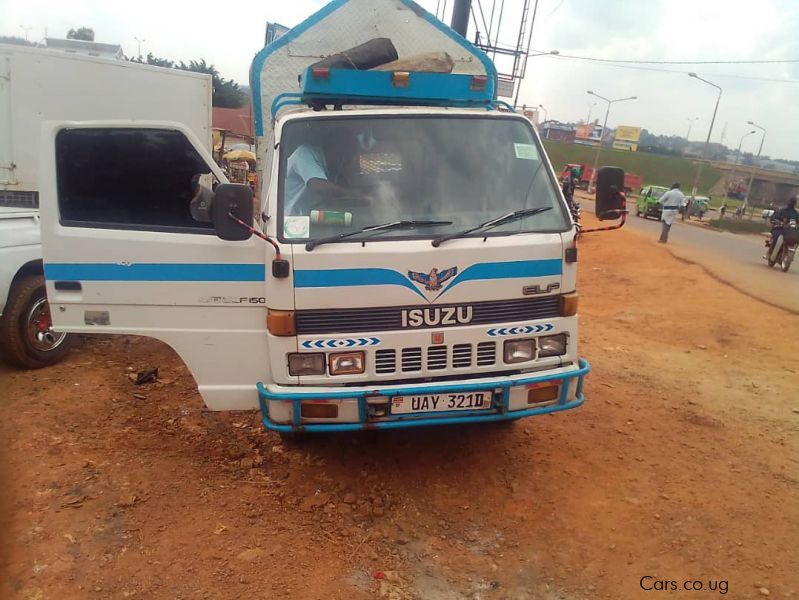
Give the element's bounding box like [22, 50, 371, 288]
[66, 27, 95, 42]
[0, 36, 34, 46]
[128, 54, 245, 108]
[178, 59, 245, 108]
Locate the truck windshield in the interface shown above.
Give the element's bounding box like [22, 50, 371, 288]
[277, 115, 568, 242]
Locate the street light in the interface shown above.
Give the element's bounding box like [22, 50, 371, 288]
[19, 25, 33, 41]
[513, 50, 559, 109]
[723, 129, 756, 204]
[134, 36, 146, 58]
[743, 120, 766, 211]
[586, 101, 597, 124]
[538, 104, 548, 123]
[686, 117, 699, 140]
[586, 90, 637, 191]
[687, 73, 722, 197]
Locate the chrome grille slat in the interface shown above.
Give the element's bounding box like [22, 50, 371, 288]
[476, 342, 497, 366]
[401, 348, 423, 372]
[452, 343, 472, 368]
[427, 346, 448, 370]
[375, 349, 396, 374]
[296, 296, 560, 334]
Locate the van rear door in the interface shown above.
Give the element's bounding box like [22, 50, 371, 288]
[38, 122, 271, 411]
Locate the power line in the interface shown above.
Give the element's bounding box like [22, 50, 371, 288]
[530, 49, 799, 65]
[539, 54, 799, 84]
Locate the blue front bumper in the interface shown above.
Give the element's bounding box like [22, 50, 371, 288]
[257, 359, 590, 432]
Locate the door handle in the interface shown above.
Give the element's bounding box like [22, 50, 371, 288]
[54, 281, 82, 291]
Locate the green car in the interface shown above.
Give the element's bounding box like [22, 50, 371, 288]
[636, 185, 670, 220]
[688, 196, 710, 219]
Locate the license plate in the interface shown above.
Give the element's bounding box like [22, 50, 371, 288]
[390, 391, 491, 414]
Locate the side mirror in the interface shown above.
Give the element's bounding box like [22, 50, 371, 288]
[595, 166, 626, 220]
[211, 183, 254, 241]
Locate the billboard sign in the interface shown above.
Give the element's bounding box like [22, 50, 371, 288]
[496, 78, 515, 98]
[575, 123, 603, 146]
[265, 22, 290, 47]
[615, 125, 641, 142]
[612, 140, 638, 151]
[613, 125, 641, 152]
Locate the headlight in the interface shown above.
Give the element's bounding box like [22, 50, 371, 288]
[288, 353, 325, 376]
[503, 339, 536, 364]
[538, 334, 568, 357]
[329, 351, 365, 375]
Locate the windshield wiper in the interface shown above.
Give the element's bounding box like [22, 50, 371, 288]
[305, 220, 452, 251]
[431, 207, 552, 247]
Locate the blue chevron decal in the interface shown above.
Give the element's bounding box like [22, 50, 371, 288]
[301, 337, 381, 350]
[487, 324, 554, 337]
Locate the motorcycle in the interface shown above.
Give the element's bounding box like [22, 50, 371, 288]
[764, 218, 798, 272]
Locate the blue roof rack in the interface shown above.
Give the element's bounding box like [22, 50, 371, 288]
[271, 67, 499, 118]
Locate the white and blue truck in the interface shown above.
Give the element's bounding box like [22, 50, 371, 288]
[38, 0, 626, 431]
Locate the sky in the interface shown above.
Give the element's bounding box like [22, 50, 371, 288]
[3, 0, 798, 160]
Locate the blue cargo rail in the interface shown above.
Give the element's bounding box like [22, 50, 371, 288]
[271, 67, 501, 118]
[257, 358, 589, 432]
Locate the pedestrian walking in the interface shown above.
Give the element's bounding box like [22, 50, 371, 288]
[719, 202, 727, 219]
[658, 182, 685, 243]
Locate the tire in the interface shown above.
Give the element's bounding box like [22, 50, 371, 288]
[781, 249, 794, 272]
[767, 248, 778, 268]
[0, 274, 74, 369]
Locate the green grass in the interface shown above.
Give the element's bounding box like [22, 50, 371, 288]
[542, 140, 723, 196]
[708, 218, 769, 234]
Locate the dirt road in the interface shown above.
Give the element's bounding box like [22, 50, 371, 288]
[2, 220, 798, 599]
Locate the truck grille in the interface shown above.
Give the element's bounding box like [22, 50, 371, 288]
[295, 296, 560, 334]
[373, 342, 497, 375]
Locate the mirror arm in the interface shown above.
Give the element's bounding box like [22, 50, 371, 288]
[227, 211, 282, 258]
[581, 210, 628, 235]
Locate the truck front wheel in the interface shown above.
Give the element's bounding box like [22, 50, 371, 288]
[0, 275, 74, 369]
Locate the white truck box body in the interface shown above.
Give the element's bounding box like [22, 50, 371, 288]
[0, 44, 212, 196]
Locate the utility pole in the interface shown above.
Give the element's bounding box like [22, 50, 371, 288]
[743, 121, 766, 211]
[450, 0, 471, 37]
[723, 129, 756, 204]
[686, 117, 699, 140]
[19, 25, 33, 41]
[586, 91, 637, 192]
[688, 73, 722, 197]
[586, 102, 597, 124]
[134, 36, 146, 58]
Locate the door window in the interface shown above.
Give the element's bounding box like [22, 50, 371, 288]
[56, 128, 215, 233]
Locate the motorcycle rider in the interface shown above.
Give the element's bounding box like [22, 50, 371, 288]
[765, 196, 799, 257]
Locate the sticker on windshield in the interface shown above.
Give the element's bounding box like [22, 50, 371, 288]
[284, 216, 310, 239]
[514, 143, 538, 160]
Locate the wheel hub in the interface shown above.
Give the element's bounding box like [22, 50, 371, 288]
[27, 298, 67, 352]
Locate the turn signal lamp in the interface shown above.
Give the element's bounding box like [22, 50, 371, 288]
[300, 401, 339, 419]
[527, 381, 561, 404]
[560, 292, 579, 316]
[392, 71, 410, 87]
[267, 309, 296, 336]
[311, 67, 330, 79]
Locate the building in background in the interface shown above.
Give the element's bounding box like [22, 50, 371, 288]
[613, 125, 641, 152]
[212, 106, 254, 158]
[44, 38, 123, 60]
[574, 122, 603, 147]
[541, 121, 575, 143]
